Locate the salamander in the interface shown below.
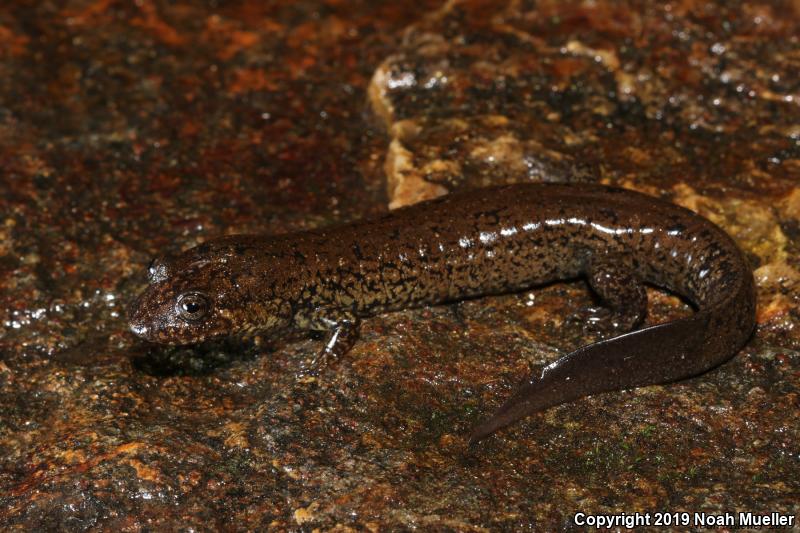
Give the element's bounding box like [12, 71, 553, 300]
[128, 183, 756, 441]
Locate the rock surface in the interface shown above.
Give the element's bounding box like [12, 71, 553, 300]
[1, 0, 798, 530]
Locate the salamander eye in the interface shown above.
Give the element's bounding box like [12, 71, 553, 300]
[175, 292, 210, 322]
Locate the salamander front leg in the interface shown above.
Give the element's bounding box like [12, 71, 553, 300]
[308, 313, 361, 371]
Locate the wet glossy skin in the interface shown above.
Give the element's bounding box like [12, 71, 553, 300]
[128, 183, 756, 441]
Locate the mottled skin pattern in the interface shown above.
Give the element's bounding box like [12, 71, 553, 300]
[128, 184, 756, 441]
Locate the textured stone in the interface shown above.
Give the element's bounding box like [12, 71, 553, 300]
[0, 0, 798, 530]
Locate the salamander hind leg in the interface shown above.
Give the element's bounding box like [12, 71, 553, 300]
[306, 312, 361, 371]
[582, 255, 647, 331]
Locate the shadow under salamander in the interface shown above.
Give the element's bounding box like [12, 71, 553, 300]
[129, 330, 314, 377]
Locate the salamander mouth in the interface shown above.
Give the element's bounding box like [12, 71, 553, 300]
[128, 311, 199, 346]
[128, 320, 224, 345]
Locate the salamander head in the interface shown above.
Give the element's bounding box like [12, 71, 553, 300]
[128, 249, 291, 345]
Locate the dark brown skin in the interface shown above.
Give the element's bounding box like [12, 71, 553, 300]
[128, 184, 756, 442]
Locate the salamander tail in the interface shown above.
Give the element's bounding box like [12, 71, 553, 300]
[468, 313, 712, 444]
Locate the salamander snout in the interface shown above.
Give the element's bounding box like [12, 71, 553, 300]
[128, 315, 150, 338]
[127, 281, 228, 345]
